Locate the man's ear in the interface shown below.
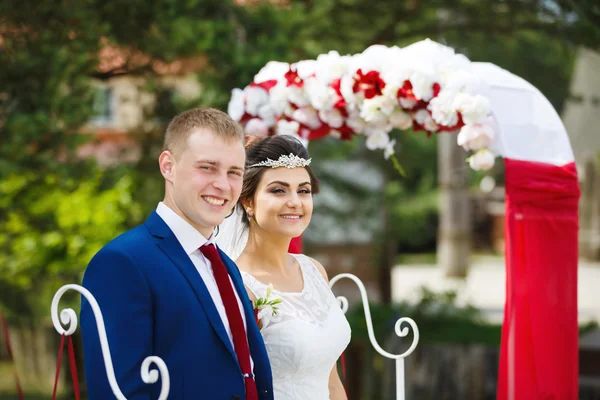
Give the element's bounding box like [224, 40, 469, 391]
[159, 150, 175, 182]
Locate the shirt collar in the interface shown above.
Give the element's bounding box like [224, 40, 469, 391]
[156, 202, 216, 255]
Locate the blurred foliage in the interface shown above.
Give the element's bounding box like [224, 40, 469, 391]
[0, 169, 144, 317]
[1, 0, 599, 315]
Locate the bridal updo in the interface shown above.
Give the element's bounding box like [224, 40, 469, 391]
[238, 135, 320, 227]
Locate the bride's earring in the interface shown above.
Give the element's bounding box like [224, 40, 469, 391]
[246, 209, 253, 218]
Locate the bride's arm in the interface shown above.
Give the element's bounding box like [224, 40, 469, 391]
[329, 366, 348, 400]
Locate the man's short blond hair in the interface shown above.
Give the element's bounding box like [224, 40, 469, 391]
[163, 108, 244, 158]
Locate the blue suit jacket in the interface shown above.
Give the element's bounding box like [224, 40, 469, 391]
[81, 211, 273, 399]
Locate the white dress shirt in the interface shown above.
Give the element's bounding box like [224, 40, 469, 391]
[156, 202, 252, 359]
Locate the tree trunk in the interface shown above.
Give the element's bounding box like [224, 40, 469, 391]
[580, 155, 600, 260]
[437, 132, 471, 277]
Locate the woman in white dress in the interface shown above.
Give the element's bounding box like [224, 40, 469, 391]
[231, 135, 351, 400]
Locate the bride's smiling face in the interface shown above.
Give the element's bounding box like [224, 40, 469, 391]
[250, 167, 313, 238]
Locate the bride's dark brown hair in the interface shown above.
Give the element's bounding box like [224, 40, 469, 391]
[238, 135, 320, 227]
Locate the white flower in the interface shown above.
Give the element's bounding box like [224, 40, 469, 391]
[453, 93, 490, 125]
[244, 118, 269, 137]
[254, 283, 283, 330]
[409, 71, 434, 101]
[287, 85, 310, 108]
[414, 109, 439, 132]
[384, 139, 396, 159]
[245, 86, 269, 116]
[424, 117, 439, 133]
[469, 148, 496, 171]
[227, 88, 245, 121]
[429, 91, 459, 127]
[457, 123, 495, 151]
[258, 104, 276, 127]
[360, 95, 395, 125]
[414, 109, 430, 125]
[399, 97, 418, 109]
[304, 77, 335, 111]
[315, 50, 350, 83]
[292, 106, 321, 129]
[276, 120, 300, 136]
[319, 108, 344, 128]
[268, 83, 289, 115]
[346, 111, 366, 133]
[389, 108, 413, 130]
[365, 128, 391, 150]
[340, 73, 361, 107]
[254, 61, 290, 83]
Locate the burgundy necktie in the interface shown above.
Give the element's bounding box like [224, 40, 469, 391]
[200, 244, 258, 400]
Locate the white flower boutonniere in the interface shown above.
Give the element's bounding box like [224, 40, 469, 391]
[253, 283, 282, 329]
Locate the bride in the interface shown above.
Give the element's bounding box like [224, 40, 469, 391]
[217, 135, 350, 400]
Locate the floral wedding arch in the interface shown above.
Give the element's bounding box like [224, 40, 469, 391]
[227, 39, 580, 400]
[227, 39, 499, 172]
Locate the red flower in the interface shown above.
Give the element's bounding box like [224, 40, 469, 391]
[331, 78, 347, 109]
[250, 79, 278, 92]
[254, 308, 259, 325]
[285, 67, 303, 88]
[352, 69, 386, 99]
[397, 80, 417, 100]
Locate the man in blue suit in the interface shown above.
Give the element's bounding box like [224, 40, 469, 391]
[81, 108, 273, 399]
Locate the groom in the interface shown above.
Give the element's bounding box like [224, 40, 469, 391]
[81, 108, 273, 399]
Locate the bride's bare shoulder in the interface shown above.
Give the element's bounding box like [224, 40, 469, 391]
[304, 255, 329, 283]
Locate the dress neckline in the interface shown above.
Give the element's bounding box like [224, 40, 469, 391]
[241, 253, 308, 296]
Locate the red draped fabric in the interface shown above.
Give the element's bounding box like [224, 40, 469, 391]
[288, 235, 302, 254]
[497, 158, 580, 400]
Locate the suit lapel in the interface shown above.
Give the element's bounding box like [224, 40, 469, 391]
[146, 212, 237, 362]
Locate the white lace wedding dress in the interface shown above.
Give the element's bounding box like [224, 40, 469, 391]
[241, 254, 351, 400]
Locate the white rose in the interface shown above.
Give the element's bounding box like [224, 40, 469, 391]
[429, 91, 459, 127]
[268, 83, 289, 115]
[287, 85, 310, 108]
[360, 95, 395, 126]
[389, 109, 413, 130]
[276, 120, 300, 136]
[304, 77, 335, 111]
[469, 148, 496, 171]
[254, 61, 290, 83]
[365, 128, 391, 150]
[318, 108, 344, 128]
[457, 123, 495, 151]
[399, 97, 418, 109]
[244, 118, 269, 137]
[409, 72, 434, 101]
[453, 93, 490, 125]
[258, 104, 276, 127]
[340, 73, 362, 106]
[245, 86, 269, 116]
[346, 111, 366, 133]
[315, 50, 350, 83]
[424, 117, 439, 133]
[414, 109, 430, 125]
[227, 88, 245, 121]
[292, 106, 321, 129]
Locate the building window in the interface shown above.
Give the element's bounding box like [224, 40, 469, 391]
[92, 86, 114, 125]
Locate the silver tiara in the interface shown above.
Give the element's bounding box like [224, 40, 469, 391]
[249, 153, 312, 169]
